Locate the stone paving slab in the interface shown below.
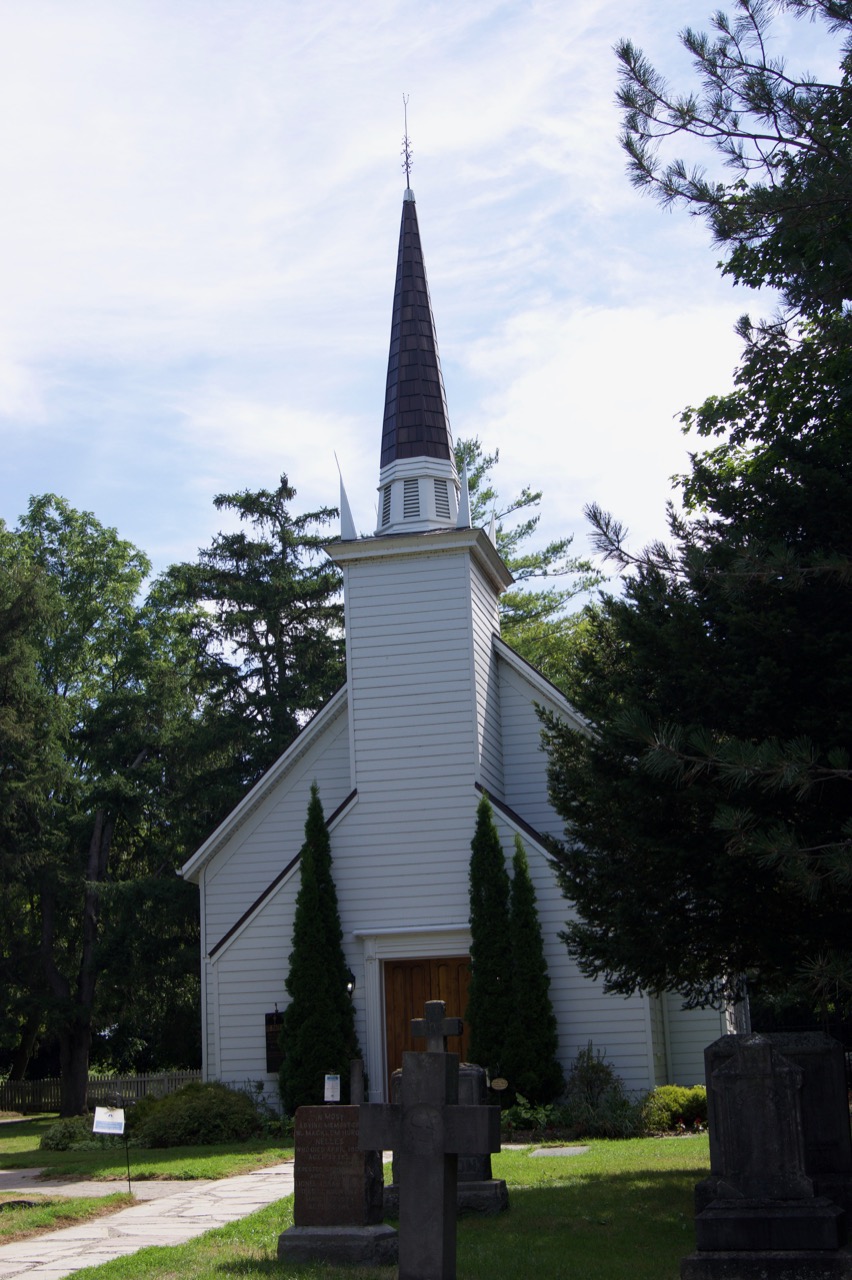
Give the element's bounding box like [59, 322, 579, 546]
[0, 1169, 209, 1200]
[0, 1163, 295, 1280]
[529, 1145, 590, 1158]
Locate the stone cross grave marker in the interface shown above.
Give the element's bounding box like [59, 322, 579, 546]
[411, 1001, 463, 1052]
[360, 999, 501, 1280]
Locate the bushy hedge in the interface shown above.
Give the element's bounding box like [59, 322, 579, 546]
[39, 1115, 123, 1151]
[129, 1082, 262, 1148]
[641, 1084, 707, 1132]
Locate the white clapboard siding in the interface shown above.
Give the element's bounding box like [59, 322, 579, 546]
[468, 557, 504, 793]
[492, 813, 658, 1093]
[497, 656, 569, 838]
[664, 993, 728, 1086]
[202, 708, 351, 945]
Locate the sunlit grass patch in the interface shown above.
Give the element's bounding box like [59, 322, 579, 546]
[0, 1193, 134, 1242]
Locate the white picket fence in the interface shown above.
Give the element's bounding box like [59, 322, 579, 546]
[0, 1070, 201, 1114]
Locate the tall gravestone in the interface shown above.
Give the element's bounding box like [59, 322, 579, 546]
[360, 1000, 501, 1280]
[682, 1034, 852, 1280]
[384, 1060, 509, 1215]
[697, 1032, 852, 1220]
[278, 1104, 397, 1266]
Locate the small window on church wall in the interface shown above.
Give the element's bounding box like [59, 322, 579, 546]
[265, 1012, 284, 1073]
[381, 485, 391, 527]
[403, 478, 420, 519]
[434, 478, 451, 519]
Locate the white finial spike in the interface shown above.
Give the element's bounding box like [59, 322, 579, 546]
[335, 453, 357, 540]
[488, 509, 497, 546]
[456, 463, 471, 529]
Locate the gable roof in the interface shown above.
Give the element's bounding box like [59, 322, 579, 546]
[493, 635, 591, 735]
[207, 787, 359, 960]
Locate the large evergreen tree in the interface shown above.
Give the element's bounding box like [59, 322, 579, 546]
[503, 836, 564, 1104]
[279, 784, 360, 1113]
[466, 795, 512, 1081]
[616, 0, 852, 316]
[544, 0, 852, 1017]
[164, 474, 345, 832]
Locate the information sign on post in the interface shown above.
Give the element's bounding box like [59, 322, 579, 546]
[92, 1106, 126, 1135]
[92, 1106, 132, 1193]
[324, 1073, 341, 1103]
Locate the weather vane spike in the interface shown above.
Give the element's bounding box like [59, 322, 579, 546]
[401, 92, 412, 187]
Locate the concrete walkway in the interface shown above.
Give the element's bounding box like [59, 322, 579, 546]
[0, 1163, 295, 1280]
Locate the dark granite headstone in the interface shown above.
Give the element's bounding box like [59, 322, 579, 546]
[361, 1000, 501, 1280]
[681, 1034, 852, 1280]
[278, 1104, 397, 1267]
[698, 1032, 852, 1218]
[293, 1106, 383, 1227]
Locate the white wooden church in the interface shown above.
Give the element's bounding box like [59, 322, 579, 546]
[181, 184, 726, 1104]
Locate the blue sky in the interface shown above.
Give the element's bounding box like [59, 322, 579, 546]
[0, 1, 840, 585]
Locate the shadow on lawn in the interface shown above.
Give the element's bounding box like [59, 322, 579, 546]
[208, 1167, 699, 1280]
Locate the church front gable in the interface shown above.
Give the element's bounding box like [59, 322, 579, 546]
[197, 696, 350, 957]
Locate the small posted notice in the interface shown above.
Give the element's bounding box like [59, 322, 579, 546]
[92, 1106, 126, 1135]
[323, 1073, 341, 1103]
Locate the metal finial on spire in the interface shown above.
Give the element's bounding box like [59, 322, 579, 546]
[401, 93, 413, 188]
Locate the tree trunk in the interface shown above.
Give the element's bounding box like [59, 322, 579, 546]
[8, 1011, 42, 1081]
[58, 1023, 92, 1117]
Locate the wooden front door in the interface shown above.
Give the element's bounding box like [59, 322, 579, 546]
[383, 956, 471, 1096]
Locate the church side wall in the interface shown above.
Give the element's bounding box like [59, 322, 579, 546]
[202, 710, 351, 952]
[497, 659, 565, 838]
[208, 878, 297, 1105]
[468, 558, 503, 795]
[664, 994, 727, 1086]
[505, 826, 656, 1094]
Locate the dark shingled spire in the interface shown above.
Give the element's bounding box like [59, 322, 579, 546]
[380, 195, 453, 470]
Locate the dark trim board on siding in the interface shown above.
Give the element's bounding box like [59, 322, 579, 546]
[474, 782, 552, 853]
[208, 788, 358, 958]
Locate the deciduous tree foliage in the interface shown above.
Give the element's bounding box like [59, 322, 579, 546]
[544, 1, 852, 1015]
[0, 497, 207, 1111]
[279, 784, 360, 1112]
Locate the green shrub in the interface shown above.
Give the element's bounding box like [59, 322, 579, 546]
[131, 1082, 262, 1148]
[565, 1041, 621, 1106]
[559, 1041, 644, 1139]
[641, 1084, 707, 1133]
[502, 1094, 559, 1134]
[39, 1115, 123, 1151]
[558, 1089, 644, 1139]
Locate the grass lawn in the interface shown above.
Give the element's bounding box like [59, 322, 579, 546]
[0, 1117, 294, 1181]
[54, 1136, 709, 1280]
[0, 1193, 133, 1241]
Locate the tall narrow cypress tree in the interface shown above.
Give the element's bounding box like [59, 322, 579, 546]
[504, 835, 564, 1104]
[466, 794, 512, 1080]
[279, 783, 360, 1113]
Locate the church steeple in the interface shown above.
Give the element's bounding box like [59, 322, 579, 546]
[375, 188, 461, 535]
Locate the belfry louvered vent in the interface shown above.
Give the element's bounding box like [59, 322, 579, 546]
[381, 485, 391, 528]
[403, 479, 420, 519]
[434, 479, 451, 519]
